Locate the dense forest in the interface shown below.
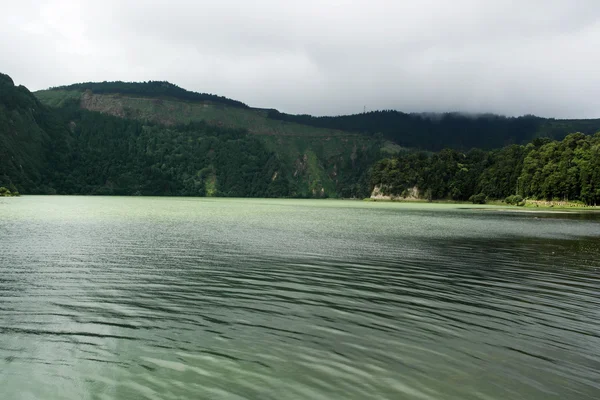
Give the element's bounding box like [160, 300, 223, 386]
[49, 81, 249, 108]
[268, 109, 600, 151]
[371, 133, 600, 205]
[59, 113, 375, 197]
[2, 73, 375, 197]
[46, 110, 282, 196]
[2, 72, 600, 203]
[44, 80, 600, 152]
[0, 72, 71, 193]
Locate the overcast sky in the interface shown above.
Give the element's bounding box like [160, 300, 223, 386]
[2, 0, 600, 117]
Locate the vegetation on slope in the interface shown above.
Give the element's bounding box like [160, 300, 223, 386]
[371, 133, 600, 205]
[1, 75, 379, 197]
[41, 108, 378, 197]
[35, 86, 367, 139]
[0, 186, 19, 196]
[49, 111, 286, 196]
[4, 75, 600, 201]
[0, 73, 72, 193]
[34, 82, 381, 197]
[55, 109, 378, 197]
[268, 110, 600, 151]
[42, 80, 249, 108]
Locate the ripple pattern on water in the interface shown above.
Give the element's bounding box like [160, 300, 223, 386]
[1, 197, 600, 400]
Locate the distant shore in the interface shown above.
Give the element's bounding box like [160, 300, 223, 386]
[5, 194, 600, 212]
[364, 197, 600, 212]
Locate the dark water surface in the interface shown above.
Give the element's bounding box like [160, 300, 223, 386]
[1, 197, 599, 399]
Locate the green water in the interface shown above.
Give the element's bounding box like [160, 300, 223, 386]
[1, 196, 599, 400]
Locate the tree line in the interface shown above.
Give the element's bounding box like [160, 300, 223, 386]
[268, 109, 600, 152]
[371, 133, 600, 205]
[48, 81, 249, 108]
[3, 71, 599, 202]
[42, 106, 295, 197]
[2, 73, 375, 198]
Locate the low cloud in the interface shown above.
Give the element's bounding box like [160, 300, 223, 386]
[2, 0, 600, 117]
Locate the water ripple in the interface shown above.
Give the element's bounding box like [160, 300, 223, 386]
[1, 197, 600, 399]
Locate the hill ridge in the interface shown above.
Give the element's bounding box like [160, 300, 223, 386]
[43, 80, 249, 109]
[37, 80, 600, 151]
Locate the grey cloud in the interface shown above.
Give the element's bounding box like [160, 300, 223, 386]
[2, 0, 600, 117]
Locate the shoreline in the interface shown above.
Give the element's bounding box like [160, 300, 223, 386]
[364, 197, 600, 212]
[6, 194, 600, 213]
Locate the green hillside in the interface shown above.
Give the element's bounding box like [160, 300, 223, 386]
[0, 76, 379, 197]
[35, 85, 366, 138]
[0, 73, 72, 193]
[268, 110, 600, 151]
[38, 81, 600, 154]
[3, 75, 600, 202]
[35, 83, 382, 197]
[42, 80, 249, 108]
[371, 133, 600, 205]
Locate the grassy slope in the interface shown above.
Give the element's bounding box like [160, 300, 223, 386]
[36, 90, 368, 137]
[35, 89, 382, 197]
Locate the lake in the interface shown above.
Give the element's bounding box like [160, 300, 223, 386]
[1, 196, 599, 400]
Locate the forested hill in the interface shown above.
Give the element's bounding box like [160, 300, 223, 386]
[3, 73, 378, 197]
[371, 133, 600, 205]
[39, 80, 600, 152]
[46, 81, 249, 108]
[268, 110, 600, 151]
[3, 73, 600, 202]
[0, 73, 71, 193]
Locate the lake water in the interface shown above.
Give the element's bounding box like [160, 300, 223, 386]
[1, 196, 599, 400]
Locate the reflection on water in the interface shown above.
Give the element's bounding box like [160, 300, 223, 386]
[1, 197, 599, 399]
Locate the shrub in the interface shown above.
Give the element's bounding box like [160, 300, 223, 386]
[505, 195, 524, 206]
[469, 193, 487, 204]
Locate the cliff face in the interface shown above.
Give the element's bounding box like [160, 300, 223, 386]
[370, 185, 420, 201]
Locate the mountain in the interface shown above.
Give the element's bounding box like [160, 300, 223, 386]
[0, 73, 72, 193]
[40, 81, 600, 154]
[267, 110, 600, 151]
[43, 81, 249, 108]
[2, 73, 600, 202]
[370, 133, 600, 205]
[2, 75, 379, 197]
